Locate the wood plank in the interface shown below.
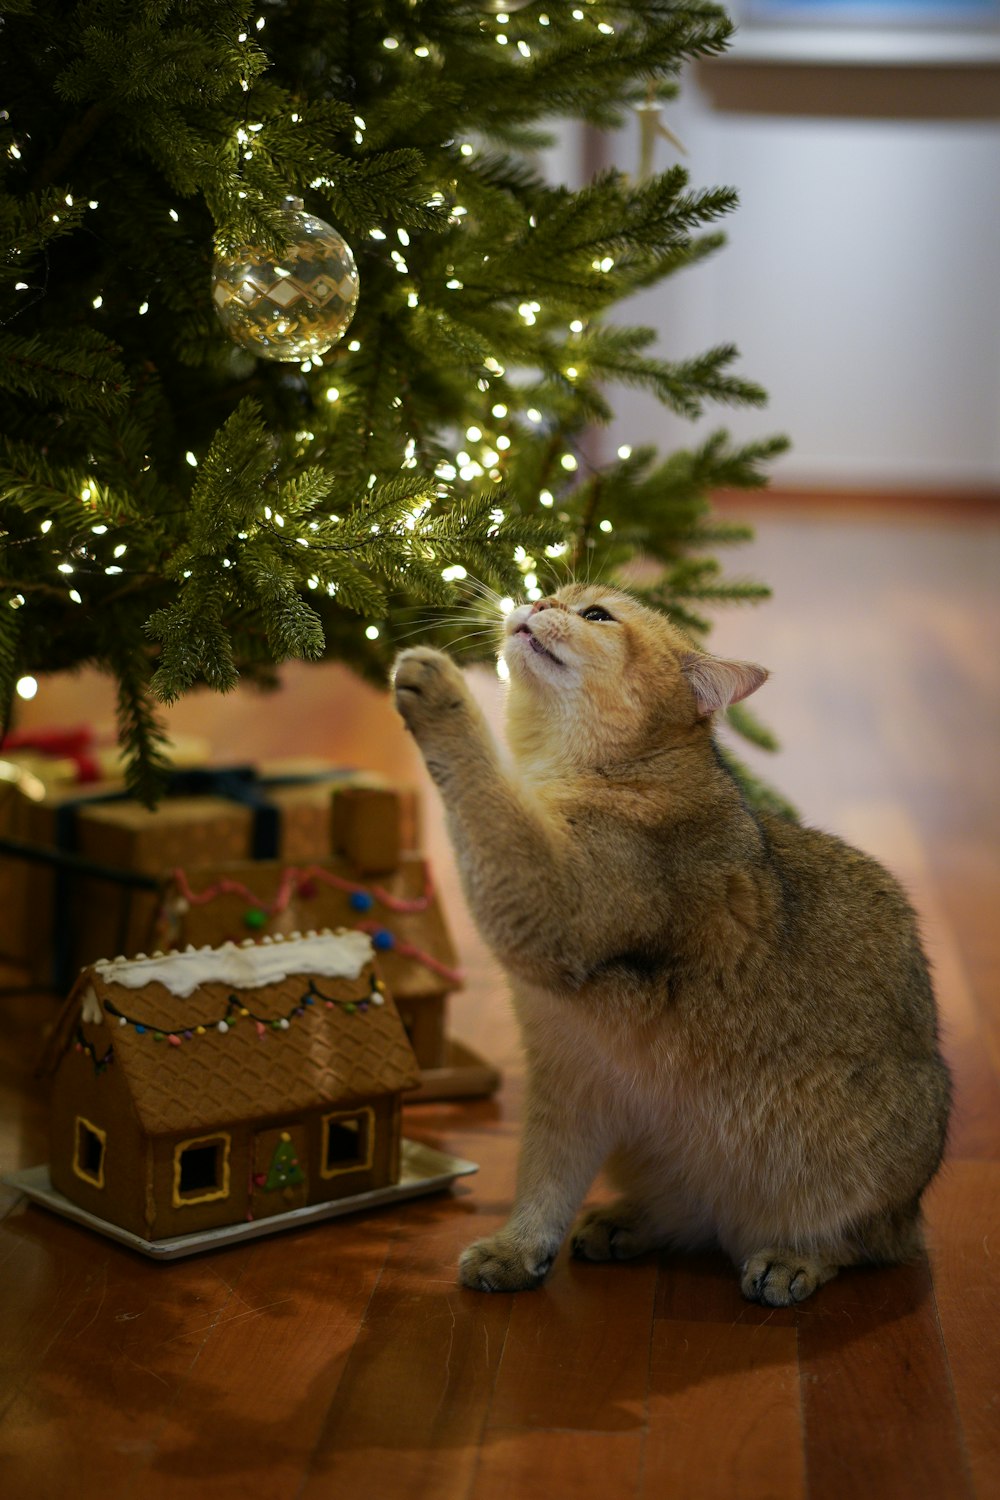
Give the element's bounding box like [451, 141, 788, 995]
[0, 1210, 257, 1493]
[798, 1259, 974, 1500]
[643, 1318, 803, 1500]
[925, 1161, 1000, 1500]
[125, 1212, 396, 1500]
[472, 1429, 644, 1500]
[298, 1205, 512, 1499]
[486, 1250, 658, 1433]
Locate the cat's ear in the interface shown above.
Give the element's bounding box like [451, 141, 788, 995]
[681, 653, 769, 717]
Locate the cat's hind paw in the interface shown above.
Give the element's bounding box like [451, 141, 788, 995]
[739, 1250, 839, 1307]
[458, 1233, 556, 1293]
[571, 1205, 656, 1262]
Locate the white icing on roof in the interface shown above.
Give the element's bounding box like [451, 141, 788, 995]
[93, 930, 374, 999]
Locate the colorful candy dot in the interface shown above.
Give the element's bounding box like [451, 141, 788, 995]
[135, 1024, 147, 1035]
[372, 929, 394, 951]
[218, 1021, 229, 1034]
[153, 1031, 165, 1042]
[298, 879, 318, 899]
[243, 907, 267, 929]
[345, 1003, 356, 1015]
[350, 890, 374, 913]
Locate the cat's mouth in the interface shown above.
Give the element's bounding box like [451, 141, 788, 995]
[515, 623, 563, 666]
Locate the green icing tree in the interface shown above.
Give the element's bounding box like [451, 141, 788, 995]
[264, 1132, 305, 1192]
[0, 1, 787, 802]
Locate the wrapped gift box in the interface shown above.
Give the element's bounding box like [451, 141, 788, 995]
[0, 745, 419, 991]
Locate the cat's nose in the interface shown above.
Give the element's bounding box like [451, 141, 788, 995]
[530, 597, 567, 614]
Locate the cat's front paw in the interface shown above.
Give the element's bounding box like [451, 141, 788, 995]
[392, 647, 470, 735]
[458, 1232, 556, 1293]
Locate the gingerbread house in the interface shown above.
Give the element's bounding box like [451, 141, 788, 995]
[152, 849, 499, 1102]
[41, 930, 420, 1241]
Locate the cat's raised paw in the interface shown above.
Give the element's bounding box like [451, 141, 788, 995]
[392, 647, 469, 728]
[571, 1205, 655, 1262]
[739, 1250, 839, 1307]
[458, 1233, 555, 1293]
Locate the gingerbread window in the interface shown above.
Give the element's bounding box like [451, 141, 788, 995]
[73, 1117, 106, 1189]
[172, 1133, 231, 1207]
[320, 1107, 374, 1178]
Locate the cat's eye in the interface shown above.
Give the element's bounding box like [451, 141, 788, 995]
[580, 605, 616, 622]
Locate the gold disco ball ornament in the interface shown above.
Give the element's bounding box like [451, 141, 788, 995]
[211, 197, 360, 362]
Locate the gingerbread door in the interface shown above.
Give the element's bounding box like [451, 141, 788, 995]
[251, 1124, 309, 1218]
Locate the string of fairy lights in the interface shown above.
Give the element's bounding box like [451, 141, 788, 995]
[5, 0, 649, 692]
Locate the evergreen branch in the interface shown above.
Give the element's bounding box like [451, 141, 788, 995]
[725, 701, 781, 753]
[105, 638, 173, 807]
[0, 594, 21, 737]
[0, 329, 130, 414]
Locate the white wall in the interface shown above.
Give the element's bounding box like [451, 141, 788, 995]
[602, 60, 1000, 492]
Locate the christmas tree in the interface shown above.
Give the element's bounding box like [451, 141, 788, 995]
[0, 1, 786, 801]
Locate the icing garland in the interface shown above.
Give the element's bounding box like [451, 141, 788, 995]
[73, 1027, 114, 1073]
[171, 863, 435, 916]
[101, 981, 385, 1048]
[162, 864, 464, 987]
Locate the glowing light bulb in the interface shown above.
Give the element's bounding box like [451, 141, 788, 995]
[617, 444, 632, 460]
[15, 676, 37, 700]
[365, 625, 381, 639]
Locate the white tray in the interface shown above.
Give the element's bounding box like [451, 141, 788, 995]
[3, 1139, 478, 1261]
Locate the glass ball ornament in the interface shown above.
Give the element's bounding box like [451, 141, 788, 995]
[211, 197, 359, 362]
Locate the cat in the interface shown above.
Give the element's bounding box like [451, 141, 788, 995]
[392, 583, 951, 1306]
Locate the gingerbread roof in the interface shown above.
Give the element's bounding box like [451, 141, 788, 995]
[54, 931, 420, 1136]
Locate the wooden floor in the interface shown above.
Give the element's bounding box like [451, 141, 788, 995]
[1, 501, 998, 1499]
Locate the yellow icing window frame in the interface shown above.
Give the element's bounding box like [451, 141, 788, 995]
[172, 1132, 231, 1208]
[320, 1106, 375, 1179]
[73, 1115, 106, 1189]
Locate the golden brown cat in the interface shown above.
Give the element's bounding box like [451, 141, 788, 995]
[392, 584, 951, 1306]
